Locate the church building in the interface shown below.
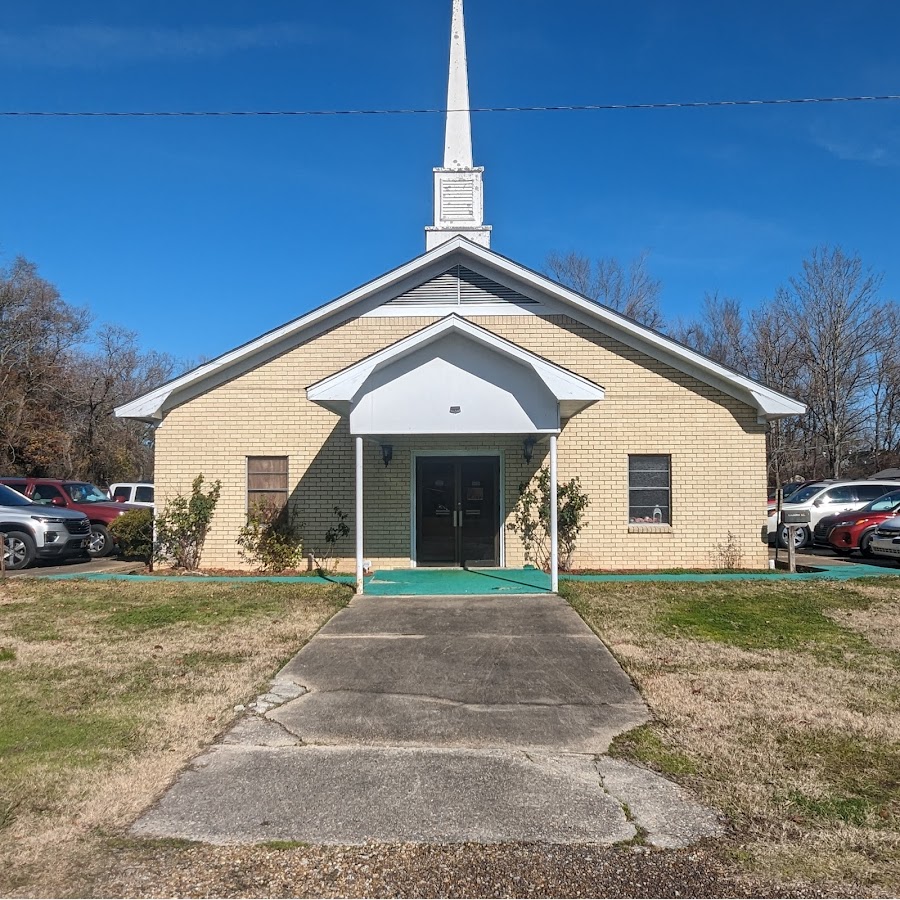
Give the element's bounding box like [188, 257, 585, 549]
[117, 0, 804, 589]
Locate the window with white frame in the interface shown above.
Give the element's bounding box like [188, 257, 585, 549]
[628, 455, 671, 524]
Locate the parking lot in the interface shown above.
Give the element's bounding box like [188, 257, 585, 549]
[3, 557, 143, 579]
[770, 545, 898, 571]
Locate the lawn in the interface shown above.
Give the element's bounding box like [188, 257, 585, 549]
[3, 575, 899, 897]
[0, 577, 350, 898]
[563, 576, 900, 896]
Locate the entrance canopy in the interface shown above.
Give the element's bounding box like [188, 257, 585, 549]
[307, 314, 605, 435]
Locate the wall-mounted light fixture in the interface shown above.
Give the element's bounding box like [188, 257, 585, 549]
[523, 436, 537, 463]
[381, 444, 393, 467]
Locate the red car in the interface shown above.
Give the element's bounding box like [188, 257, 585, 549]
[0, 478, 140, 558]
[826, 488, 900, 557]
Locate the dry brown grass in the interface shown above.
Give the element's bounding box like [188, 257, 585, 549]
[0, 578, 349, 898]
[565, 577, 900, 896]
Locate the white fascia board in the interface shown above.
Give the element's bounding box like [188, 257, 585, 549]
[450, 242, 807, 420]
[117, 235, 804, 422]
[306, 314, 605, 406]
[115, 239, 475, 422]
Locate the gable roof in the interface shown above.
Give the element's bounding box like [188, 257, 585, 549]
[307, 313, 605, 421]
[115, 236, 806, 422]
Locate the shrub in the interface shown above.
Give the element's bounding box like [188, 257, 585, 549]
[154, 474, 221, 571]
[507, 467, 590, 571]
[711, 530, 744, 570]
[109, 508, 153, 562]
[237, 503, 304, 574]
[308, 506, 351, 573]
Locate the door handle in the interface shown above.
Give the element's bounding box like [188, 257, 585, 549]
[452, 510, 457, 528]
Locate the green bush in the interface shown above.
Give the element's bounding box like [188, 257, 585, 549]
[507, 467, 589, 571]
[109, 508, 153, 562]
[237, 503, 304, 574]
[154, 474, 221, 571]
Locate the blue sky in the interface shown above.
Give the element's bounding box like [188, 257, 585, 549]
[1, 0, 899, 361]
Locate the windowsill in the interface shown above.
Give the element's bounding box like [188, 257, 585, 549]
[628, 523, 673, 534]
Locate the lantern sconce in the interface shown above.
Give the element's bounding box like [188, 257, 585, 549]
[522, 436, 537, 463]
[381, 443, 393, 467]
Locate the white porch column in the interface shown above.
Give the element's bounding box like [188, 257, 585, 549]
[355, 435, 364, 595]
[549, 434, 559, 593]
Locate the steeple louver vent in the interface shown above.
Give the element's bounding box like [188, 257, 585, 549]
[387, 266, 538, 307]
[425, 0, 492, 250]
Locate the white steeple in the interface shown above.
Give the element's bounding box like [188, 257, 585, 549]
[426, 0, 492, 250]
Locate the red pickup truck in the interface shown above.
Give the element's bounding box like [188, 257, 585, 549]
[0, 478, 140, 558]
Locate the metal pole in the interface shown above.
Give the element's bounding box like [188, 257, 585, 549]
[549, 434, 559, 593]
[787, 525, 797, 574]
[355, 436, 364, 595]
[774, 486, 783, 567]
[0, 532, 6, 578]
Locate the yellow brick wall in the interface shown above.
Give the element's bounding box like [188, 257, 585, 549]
[154, 313, 769, 571]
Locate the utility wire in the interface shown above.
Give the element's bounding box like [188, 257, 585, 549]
[2, 93, 900, 117]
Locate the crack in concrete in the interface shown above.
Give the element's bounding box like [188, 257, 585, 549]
[277, 687, 646, 713]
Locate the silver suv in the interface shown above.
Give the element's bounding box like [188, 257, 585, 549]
[0, 483, 92, 570]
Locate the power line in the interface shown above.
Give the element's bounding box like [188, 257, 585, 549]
[2, 93, 900, 117]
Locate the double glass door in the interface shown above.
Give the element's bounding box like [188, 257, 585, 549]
[416, 456, 500, 566]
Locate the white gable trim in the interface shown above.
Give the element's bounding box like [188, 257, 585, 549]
[307, 314, 605, 423]
[115, 237, 806, 422]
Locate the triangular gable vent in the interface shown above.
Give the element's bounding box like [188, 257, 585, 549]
[386, 265, 538, 307]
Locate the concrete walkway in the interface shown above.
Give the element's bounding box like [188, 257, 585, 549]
[133, 594, 722, 847]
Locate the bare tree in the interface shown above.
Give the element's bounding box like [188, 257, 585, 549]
[746, 303, 807, 484]
[0, 256, 178, 484]
[789, 246, 886, 478]
[670, 292, 749, 372]
[546, 250, 665, 330]
[0, 257, 89, 474]
[870, 303, 900, 472]
[67, 325, 177, 484]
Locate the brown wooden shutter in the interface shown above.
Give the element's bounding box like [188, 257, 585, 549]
[247, 457, 289, 512]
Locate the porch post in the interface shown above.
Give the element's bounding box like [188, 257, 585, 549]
[355, 435, 364, 595]
[549, 434, 559, 592]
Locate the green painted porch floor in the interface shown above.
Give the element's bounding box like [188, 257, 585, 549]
[43, 561, 897, 591]
[365, 567, 552, 595]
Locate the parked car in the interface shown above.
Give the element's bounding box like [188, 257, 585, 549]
[108, 482, 155, 510]
[0, 483, 91, 570]
[814, 489, 900, 556]
[869, 516, 900, 563]
[0, 478, 140, 558]
[766, 480, 833, 514]
[765, 480, 900, 549]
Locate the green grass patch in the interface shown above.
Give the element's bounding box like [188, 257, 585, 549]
[658, 583, 877, 655]
[608, 724, 699, 776]
[0, 578, 350, 896]
[102, 588, 298, 631]
[776, 729, 900, 816]
[0, 648, 14, 662]
[0, 706, 136, 770]
[781, 791, 873, 826]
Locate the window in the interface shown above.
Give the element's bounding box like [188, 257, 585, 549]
[856, 483, 895, 503]
[247, 457, 289, 512]
[0, 484, 31, 506]
[870, 490, 900, 512]
[819, 486, 856, 505]
[112, 486, 131, 502]
[629, 455, 671, 524]
[31, 484, 65, 505]
[135, 486, 154, 503]
[63, 483, 108, 503]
